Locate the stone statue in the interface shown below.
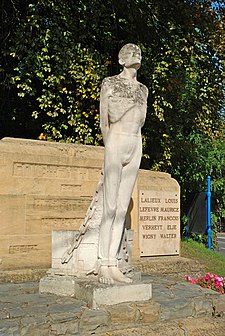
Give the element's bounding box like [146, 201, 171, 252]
[98, 43, 148, 284]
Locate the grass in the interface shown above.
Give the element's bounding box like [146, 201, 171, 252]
[181, 238, 225, 277]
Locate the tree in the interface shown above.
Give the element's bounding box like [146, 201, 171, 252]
[1, 0, 224, 230]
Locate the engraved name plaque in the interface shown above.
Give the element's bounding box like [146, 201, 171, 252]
[139, 190, 180, 256]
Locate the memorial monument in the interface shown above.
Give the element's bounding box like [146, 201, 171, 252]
[39, 44, 153, 305]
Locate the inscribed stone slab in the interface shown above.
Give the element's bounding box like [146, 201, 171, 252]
[0, 195, 25, 235]
[139, 190, 180, 256]
[0, 138, 103, 270]
[25, 195, 91, 234]
[0, 234, 51, 269]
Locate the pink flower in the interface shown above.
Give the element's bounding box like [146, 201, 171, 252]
[185, 273, 225, 294]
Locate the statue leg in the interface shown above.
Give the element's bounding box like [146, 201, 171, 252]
[98, 143, 122, 284]
[109, 135, 142, 259]
[108, 150, 141, 283]
[98, 158, 122, 259]
[98, 134, 142, 284]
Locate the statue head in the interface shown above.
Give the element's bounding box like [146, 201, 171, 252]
[118, 43, 141, 70]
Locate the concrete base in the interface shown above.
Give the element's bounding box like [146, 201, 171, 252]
[39, 274, 152, 308]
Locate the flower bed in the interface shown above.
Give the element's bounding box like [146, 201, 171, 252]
[185, 273, 225, 294]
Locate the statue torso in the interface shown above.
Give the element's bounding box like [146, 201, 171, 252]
[101, 75, 148, 128]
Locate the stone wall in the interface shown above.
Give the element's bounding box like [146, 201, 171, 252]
[0, 137, 180, 270]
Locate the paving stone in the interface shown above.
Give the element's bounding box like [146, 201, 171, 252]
[172, 283, 204, 299]
[0, 320, 20, 336]
[0, 303, 18, 312]
[79, 308, 110, 334]
[23, 303, 49, 316]
[20, 316, 50, 335]
[136, 301, 160, 324]
[0, 283, 22, 293]
[142, 274, 172, 285]
[56, 297, 86, 306]
[159, 298, 194, 320]
[49, 302, 84, 315]
[21, 314, 49, 327]
[5, 307, 24, 318]
[21, 282, 39, 288]
[50, 311, 80, 323]
[51, 321, 79, 335]
[213, 295, 225, 316]
[107, 302, 140, 325]
[192, 297, 213, 316]
[21, 323, 50, 336]
[153, 287, 175, 300]
[1, 293, 47, 304]
[0, 310, 9, 319]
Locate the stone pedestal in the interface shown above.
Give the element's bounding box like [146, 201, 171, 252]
[39, 274, 152, 308]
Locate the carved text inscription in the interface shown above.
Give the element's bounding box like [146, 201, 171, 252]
[139, 190, 180, 256]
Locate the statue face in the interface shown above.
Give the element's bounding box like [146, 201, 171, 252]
[119, 44, 142, 69]
[124, 49, 141, 69]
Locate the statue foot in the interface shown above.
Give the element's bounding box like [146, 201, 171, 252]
[98, 266, 114, 285]
[109, 266, 133, 284]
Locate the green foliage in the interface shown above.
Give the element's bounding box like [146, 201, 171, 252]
[7, 1, 107, 143]
[1, 0, 225, 230]
[172, 126, 225, 233]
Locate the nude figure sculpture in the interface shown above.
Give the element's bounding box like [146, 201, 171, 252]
[98, 43, 148, 284]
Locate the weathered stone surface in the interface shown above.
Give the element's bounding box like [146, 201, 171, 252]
[91, 283, 152, 308]
[107, 303, 140, 325]
[23, 304, 49, 316]
[48, 302, 83, 316]
[159, 298, 194, 320]
[21, 315, 49, 326]
[0, 320, 20, 336]
[0, 310, 8, 319]
[40, 275, 77, 296]
[79, 308, 110, 334]
[192, 297, 213, 316]
[50, 321, 79, 336]
[21, 323, 50, 336]
[5, 307, 24, 318]
[4, 293, 48, 304]
[213, 295, 225, 316]
[136, 301, 160, 324]
[97, 317, 225, 336]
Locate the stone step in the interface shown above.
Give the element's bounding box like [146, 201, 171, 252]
[0, 256, 206, 283]
[133, 256, 206, 280]
[0, 268, 47, 283]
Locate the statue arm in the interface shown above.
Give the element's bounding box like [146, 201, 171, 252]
[100, 79, 110, 145]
